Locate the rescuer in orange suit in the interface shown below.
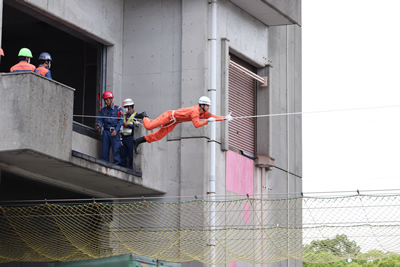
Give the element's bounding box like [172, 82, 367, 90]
[132, 96, 232, 153]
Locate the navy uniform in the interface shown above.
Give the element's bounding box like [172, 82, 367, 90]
[120, 111, 138, 169]
[96, 91, 124, 165]
[119, 98, 145, 169]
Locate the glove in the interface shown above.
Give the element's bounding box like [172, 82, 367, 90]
[225, 112, 233, 121]
[208, 117, 216, 122]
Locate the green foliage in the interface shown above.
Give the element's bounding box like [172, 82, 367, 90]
[305, 234, 361, 259]
[303, 234, 400, 265]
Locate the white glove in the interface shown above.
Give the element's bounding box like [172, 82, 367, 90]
[208, 117, 216, 122]
[225, 112, 233, 121]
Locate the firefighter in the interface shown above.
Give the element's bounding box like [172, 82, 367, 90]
[10, 48, 37, 73]
[95, 91, 124, 165]
[36, 52, 53, 79]
[133, 96, 232, 152]
[119, 98, 146, 169]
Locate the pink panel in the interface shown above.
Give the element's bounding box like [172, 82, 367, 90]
[230, 261, 237, 267]
[226, 150, 254, 195]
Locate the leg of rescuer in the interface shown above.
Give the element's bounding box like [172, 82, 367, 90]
[142, 110, 173, 130]
[133, 117, 179, 153]
[133, 123, 179, 153]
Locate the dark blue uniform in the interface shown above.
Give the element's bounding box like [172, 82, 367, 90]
[120, 112, 139, 169]
[96, 104, 124, 165]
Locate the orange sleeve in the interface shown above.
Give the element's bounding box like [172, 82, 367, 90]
[200, 112, 225, 121]
[191, 113, 208, 128]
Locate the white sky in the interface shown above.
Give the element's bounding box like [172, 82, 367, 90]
[302, 1, 400, 195]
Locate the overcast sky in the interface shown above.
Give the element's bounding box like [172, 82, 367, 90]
[302, 1, 400, 195]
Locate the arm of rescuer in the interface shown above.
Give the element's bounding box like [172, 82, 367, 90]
[193, 112, 225, 128]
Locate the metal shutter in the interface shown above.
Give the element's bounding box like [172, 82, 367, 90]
[228, 56, 256, 156]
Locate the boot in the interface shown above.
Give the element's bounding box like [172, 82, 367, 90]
[133, 136, 147, 154]
[141, 111, 148, 118]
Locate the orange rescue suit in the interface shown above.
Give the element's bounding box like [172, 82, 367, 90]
[143, 105, 225, 143]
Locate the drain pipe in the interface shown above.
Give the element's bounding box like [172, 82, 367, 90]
[209, 0, 217, 265]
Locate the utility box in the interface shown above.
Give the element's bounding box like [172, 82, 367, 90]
[48, 254, 181, 267]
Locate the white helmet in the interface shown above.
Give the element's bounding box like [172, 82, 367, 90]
[198, 96, 211, 106]
[123, 98, 134, 107]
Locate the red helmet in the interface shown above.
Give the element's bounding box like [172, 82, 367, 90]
[102, 91, 114, 99]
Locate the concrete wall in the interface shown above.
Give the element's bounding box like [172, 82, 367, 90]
[266, 0, 301, 24]
[122, 0, 182, 115]
[267, 24, 302, 196]
[219, 0, 269, 67]
[0, 73, 74, 161]
[264, 24, 302, 267]
[72, 131, 101, 158]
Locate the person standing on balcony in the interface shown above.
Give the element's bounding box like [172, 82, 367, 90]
[132, 96, 232, 153]
[95, 91, 124, 165]
[36, 52, 53, 79]
[119, 98, 146, 169]
[10, 48, 37, 73]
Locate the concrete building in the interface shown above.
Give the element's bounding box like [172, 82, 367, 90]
[0, 0, 301, 266]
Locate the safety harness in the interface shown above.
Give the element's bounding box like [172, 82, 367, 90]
[161, 110, 178, 128]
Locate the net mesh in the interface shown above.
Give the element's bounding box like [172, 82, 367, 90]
[1, 194, 400, 264]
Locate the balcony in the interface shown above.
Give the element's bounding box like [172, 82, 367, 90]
[0, 73, 165, 198]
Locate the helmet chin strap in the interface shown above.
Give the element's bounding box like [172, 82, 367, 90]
[200, 104, 206, 113]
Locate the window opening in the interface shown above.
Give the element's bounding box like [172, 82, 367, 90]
[1, 2, 104, 128]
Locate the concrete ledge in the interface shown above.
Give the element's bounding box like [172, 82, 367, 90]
[72, 150, 142, 177]
[255, 155, 275, 168]
[0, 149, 164, 198]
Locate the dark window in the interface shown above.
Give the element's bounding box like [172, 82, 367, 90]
[1, 2, 104, 128]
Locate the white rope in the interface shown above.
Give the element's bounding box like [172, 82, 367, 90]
[230, 104, 400, 120]
[73, 104, 400, 121]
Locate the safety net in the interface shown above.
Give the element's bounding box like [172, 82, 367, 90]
[1, 194, 400, 264]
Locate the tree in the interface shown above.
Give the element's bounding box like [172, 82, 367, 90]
[305, 234, 361, 258]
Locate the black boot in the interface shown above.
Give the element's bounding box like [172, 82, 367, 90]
[133, 136, 147, 154]
[141, 111, 148, 118]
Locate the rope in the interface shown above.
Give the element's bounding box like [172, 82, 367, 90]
[73, 104, 400, 121]
[230, 104, 400, 120]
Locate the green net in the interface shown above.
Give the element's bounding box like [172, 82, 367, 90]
[1, 194, 399, 264]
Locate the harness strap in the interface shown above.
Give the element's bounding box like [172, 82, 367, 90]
[161, 110, 177, 128]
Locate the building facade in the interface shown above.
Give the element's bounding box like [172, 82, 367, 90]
[0, 0, 301, 266]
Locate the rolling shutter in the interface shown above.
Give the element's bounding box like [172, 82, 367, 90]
[228, 56, 256, 156]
